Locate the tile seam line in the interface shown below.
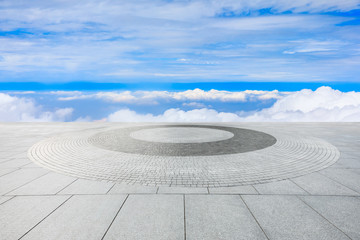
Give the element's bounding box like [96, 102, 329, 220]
[0, 167, 21, 178]
[105, 182, 117, 194]
[239, 195, 270, 240]
[18, 195, 73, 240]
[0, 195, 15, 206]
[3, 171, 51, 195]
[101, 194, 129, 240]
[54, 178, 79, 195]
[297, 196, 353, 240]
[289, 178, 311, 195]
[317, 171, 360, 195]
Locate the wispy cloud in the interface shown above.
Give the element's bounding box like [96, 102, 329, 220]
[0, 0, 359, 81]
[56, 89, 285, 103]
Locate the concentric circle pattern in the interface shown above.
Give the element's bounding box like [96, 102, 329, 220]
[27, 124, 340, 187]
[89, 125, 276, 156]
[130, 127, 234, 143]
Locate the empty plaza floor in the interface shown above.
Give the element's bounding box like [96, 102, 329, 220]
[0, 122, 359, 240]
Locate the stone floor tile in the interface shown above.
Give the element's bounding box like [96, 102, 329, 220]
[242, 195, 350, 240]
[319, 168, 360, 193]
[253, 179, 307, 195]
[209, 185, 258, 194]
[103, 195, 184, 240]
[58, 179, 115, 195]
[108, 183, 157, 194]
[7, 172, 76, 196]
[186, 195, 267, 240]
[158, 186, 208, 194]
[0, 168, 49, 195]
[0, 195, 69, 240]
[22, 195, 127, 240]
[292, 172, 359, 196]
[300, 196, 360, 240]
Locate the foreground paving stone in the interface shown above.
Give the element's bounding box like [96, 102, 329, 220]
[58, 179, 115, 195]
[22, 195, 127, 240]
[0, 196, 13, 205]
[186, 195, 267, 240]
[0, 195, 69, 239]
[242, 195, 350, 240]
[300, 196, 360, 240]
[253, 179, 307, 195]
[108, 183, 157, 194]
[208, 185, 258, 194]
[0, 168, 49, 195]
[7, 172, 76, 196]
[319, 168, 360, 193]
[158, 186, 208, 194]
[103, 195, 184, 240]
[292, 172, 359, 196]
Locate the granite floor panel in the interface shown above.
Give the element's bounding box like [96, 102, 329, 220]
[0, 123, 359, 240]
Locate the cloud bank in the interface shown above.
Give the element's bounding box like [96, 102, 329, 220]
[107, 87, 360, 122]
[0, 93, 73, 121]
[1, 87, 360, 122]
[57, 89, 284, 103]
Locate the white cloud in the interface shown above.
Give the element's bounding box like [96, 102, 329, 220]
[57, 89, 284, 103]
[107, 87, 360, 122]
[0, 93, 73, 121]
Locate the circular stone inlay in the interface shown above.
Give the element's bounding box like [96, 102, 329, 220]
[89, 125, 277, 156]
[130, 127, 234, 143]
[27, 124, 340, 187]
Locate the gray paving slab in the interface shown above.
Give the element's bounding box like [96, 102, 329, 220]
[0, 168, 17, 177]
[20, 162, 43, 168]
[319, 168, 360, 193]
[253, 179, 308, 195]
[7, 172, 76, 196]
[103, 195, 184, 240]
[158, 186, 208, 194]
[22, 195, 127, 240]
[108, 183, 158, 194]
[300, 196, 360, 240]
[0, 195, 69, 240]
[0, 158, 32, 168]
[242, 195, 350, 240]
[0, 196, 13, 205]
[331, 157, 360, 169]
[292, 172, 359, 196]
[186, 195, 267, 240]
[58, 179, 115, 195]
[0, 168, 49, 195]
[208, 185, 258, 194]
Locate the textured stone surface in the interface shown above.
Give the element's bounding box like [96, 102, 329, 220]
[300, 196, 360, 240]
[1, 123, 359, 240]
[27, 124, 339, 187]
[103, 195, 184, 240]
[90, 125, 276, 156]
[242, 195, 350, 240]
[0, 196, 69, 240]
[185, 195, 267, 240]
[22, 195, 127, 240]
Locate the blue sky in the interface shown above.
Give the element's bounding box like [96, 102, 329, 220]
[0, 0, 359, 84]
[0, 0, 360, 122]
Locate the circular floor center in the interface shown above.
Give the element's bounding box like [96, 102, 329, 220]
[130, 127, 234, 143]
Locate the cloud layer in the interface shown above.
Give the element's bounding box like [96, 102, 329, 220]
[107, 87, 360, 122]
[2, 87, 360, 122]
[57, 89, 284, 103]
[0, 93, 73, 121]
[0, 0, 359, 82]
